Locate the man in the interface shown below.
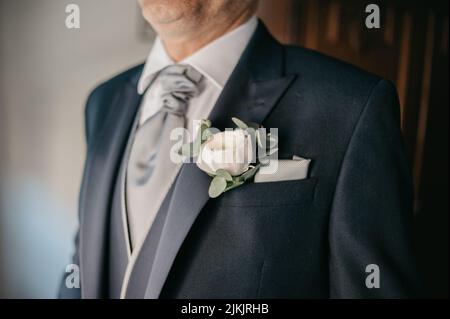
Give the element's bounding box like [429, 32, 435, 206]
[60, 0, 420, 298]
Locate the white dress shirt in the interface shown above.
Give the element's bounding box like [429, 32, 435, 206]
[137, 16, 258, 134]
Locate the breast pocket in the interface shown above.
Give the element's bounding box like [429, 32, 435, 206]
[215, 178, 318, 208]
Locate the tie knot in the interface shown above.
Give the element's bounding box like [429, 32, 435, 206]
[157, 64, 203, 116]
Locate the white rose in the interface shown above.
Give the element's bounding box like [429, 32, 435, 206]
[197, 129, 253, 176]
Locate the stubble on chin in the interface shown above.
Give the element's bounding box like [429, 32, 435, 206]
[139, 0, 200, 26]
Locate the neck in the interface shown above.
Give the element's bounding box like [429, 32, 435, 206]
[161, 11, 255, 62]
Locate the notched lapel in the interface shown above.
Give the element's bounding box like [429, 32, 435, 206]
[248, 75, 297, 124]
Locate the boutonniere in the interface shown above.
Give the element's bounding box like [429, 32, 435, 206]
[179, 118, 277, 198]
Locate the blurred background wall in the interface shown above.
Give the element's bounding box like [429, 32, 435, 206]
[0, 0, 153, 298]
[0, 0, 448, 298]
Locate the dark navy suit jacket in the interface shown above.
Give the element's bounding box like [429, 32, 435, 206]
[59, 21, 420, 298]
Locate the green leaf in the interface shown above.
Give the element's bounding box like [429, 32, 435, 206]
[192, 124, 209, 155]
[268, 135, 278, 149]
[199, 122, 212, 144]
[202, 128, 214, 141]
[179, 142, 194, 157]
[215, 169, 233, 181]
[239, 164, 261, 181]
[208, 176, 227, 198]
[191, 119, 212, 151]
[246, 121, 261, 130]
[224, 180, 245, 192]
[231, 117, 248, 129]
[200, 119, 212, 128]
[256, 130, 266, 149]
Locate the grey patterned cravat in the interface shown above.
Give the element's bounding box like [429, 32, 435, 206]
[126, 64, 203, 248]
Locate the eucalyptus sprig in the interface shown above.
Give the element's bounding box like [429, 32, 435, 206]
[180, 117, 278, 198]
[208, 165, 260, 198]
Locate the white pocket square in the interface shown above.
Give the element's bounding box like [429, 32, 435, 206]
[254, 156, 311, 183]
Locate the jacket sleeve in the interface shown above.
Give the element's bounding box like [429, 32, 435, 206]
[329, 79, 421, 298]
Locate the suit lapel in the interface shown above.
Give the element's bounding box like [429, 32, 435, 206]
[79, 71, 143, 298]
[144, 21, 296, 298]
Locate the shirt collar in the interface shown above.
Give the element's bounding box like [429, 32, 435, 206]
[137, 16, 258, 94]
